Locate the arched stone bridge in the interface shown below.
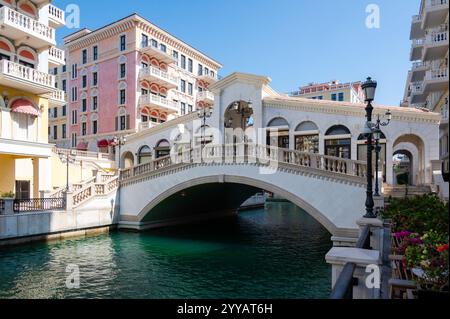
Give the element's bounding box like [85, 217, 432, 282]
[118, 144, 368, 239]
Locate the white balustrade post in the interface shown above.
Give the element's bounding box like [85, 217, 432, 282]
[65, 190, 73, 211]
[3, 198, 15, 215]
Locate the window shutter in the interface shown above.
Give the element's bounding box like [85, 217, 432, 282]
[126, 115, 130, 130]
[115, 116, 118, 131]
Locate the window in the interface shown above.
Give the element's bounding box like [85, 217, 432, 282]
[141, 34, 148, 48]
[188, 104, 193, 113]
[172, 50, 179, 66]
[82, 75, 87, 88]
[82, 49, 87, 64]
[53, 107, 58, 118]
[138, 146, 152, 164]
[188, 58, 193, 73]
[81, 122, 87, 136]
[82, 98, 87, 112]
[71, 110, 78, 125]
[62, 105, 66, 116]
[324, 125, 351, 159]
[71, 133, 77, 148]
[53, 67, 58, 75]
[53, 125, 58, 140]
[92, 72, 98, 86]
[62, 124, 66, 139]
[188, 83, 193, 96]
[198, 64, 203, 76]
[151, 39, 158, 48]
[119, 115, 127, 130]
[160, 44, 166, 53]
[338, 92, 344, 101]
[204, 67, 209, 75]
[211, 71, 215, 78]
[72, 64, 78, 79]
[92, 96, 98, 111]
[120, 63, 126, 78]
[119, 89, 126, 105]
[93, 46, 98, 61]
[62, 79, 67, 92]
[180, 80, 186, 93]
[71, 87, 78, 102]
[180, 55, 186, 69]
[92, 120, 98, 134]
[62, 64, 66, 72]
[120, 35, 126, 51]
[180, 102, 186, 115]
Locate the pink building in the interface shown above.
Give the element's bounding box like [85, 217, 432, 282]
[52, 14, 222, 152]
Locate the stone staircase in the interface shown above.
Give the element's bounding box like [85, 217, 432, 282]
[383, 184, 434, 199]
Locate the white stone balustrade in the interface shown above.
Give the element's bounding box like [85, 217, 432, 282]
[0, 60, 55, 89]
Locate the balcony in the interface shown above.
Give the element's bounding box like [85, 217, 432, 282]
[197, 91, 214, 105]
[139, 66, 178, 89]
[48, 46, 65, 67]
[423, 67, 449, 93]
[0, 6, 55, 49]
[422, 0, 449, 29]
[409, 38, 424, 61]
[410, 81, 427, 104]
[139, 94, 179, 113]
[48, 4, 65, 28]
[0, 60, 56, 95]
[140, 45, 176, 65]
[410, 15, 425, 40]
[422, 25, 448, 61]
[139, 121, 159, 132]
[410, 61, 430, 82]
[197, 73, 217, 85]
[48, 90, 66, 107]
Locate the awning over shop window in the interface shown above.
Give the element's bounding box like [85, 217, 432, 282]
[76, 142, 89, 151]
[97, 139, 110, 148]
[11, 99, 39, 116]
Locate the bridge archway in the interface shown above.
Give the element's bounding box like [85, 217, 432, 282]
[134, 175, 344, 236]
[393, 134, 425, 185]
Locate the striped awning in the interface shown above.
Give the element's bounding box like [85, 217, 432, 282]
[11, 99, 39, 116]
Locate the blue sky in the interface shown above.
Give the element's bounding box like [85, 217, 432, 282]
[53, 0, 419, 106]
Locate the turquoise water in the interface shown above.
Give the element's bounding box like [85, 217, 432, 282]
[0, 203, 332, 299]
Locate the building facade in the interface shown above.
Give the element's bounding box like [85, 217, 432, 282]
[50, 14, 222, 152]
[290, 80, 365, 104]
[404, 0, 448, 181]
[0, 0, 66, 198]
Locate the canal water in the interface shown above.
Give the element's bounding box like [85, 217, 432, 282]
[0, 203, 332, 299]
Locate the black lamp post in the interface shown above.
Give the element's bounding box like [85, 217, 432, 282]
[58, 150, 76, 191]
[113, 136, 127, 169]
[197, 106, 212, 147]
[361, 77, 377, 218]
[372, 111, 392, 196]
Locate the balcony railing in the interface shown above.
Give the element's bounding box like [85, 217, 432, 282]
[13, 197, 66, 213]
[0, 60, 55, 91]
[48, 4, 65, 27]
[411, 81, 424, 94]
[139, 121, 159, 131]
[426, 67, 448, 80]
[0, 6, 55, 45]
[139, 94, 178, 112]
[197, 91, 215, 104]
[427, 0, 448, 8]
[426, 25, 448, 44]
[139, 66, 179, 87]
[48, 46, 65, 66]
[412, 61, 429, 69]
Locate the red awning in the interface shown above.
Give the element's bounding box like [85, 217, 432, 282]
[76, 142, 89, 151]
[97, 139, 109, 148]
[11, 99, 39, 116]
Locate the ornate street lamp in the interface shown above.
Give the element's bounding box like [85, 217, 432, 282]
[113, 136, 127, 169]
[197, 106, 212, 147]
[58, 149, 77, 191]
[361, 77, 377, 218]
[371, 111, 392, 196]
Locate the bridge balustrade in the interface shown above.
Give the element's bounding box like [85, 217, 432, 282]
[120, 144, 367, 181]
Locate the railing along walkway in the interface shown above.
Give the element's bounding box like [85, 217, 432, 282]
[120, 143, 367, 184]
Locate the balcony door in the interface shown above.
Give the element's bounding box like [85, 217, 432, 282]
[15, 181, 30, 200]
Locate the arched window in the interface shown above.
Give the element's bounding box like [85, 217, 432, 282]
[0, 38, 15, 61]
[155, 139, 170, 158]
[138, 145, 152, 164]
[267, 117, 289, 149]
[294, 121, 319, 153]
[17, 47, 37, 68]
[267, 117, 289, 127]
[324, 125, 351, 159]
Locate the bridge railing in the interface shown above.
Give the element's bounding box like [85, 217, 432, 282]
[120, 143, 367, 182]
[329, 226, 372, 299]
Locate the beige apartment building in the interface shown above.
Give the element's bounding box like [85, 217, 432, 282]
[290, 80, 365, 104]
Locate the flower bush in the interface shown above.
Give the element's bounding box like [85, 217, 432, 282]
[382, 194, 449, 293]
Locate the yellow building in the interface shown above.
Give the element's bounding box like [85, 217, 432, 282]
[0, 0, 66, 198]
[290, 80, 365, 103]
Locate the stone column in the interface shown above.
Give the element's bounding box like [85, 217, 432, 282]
[2, 198, 15, 215]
